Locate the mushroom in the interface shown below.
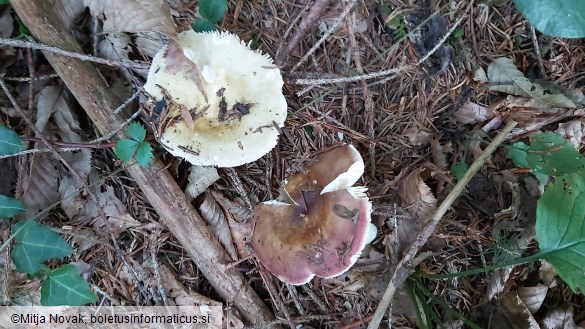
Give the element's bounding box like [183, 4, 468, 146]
[252, 144, 375, 285]
[143, 30, 287, 167]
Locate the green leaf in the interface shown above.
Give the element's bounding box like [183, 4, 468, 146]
[41, 264, 97, 306]
[199, 0, 227, 22]
[450, 162, 468, 182]
[0, 195, 26, 219]
[0, 125, 25, 156]
[134, 142, 153, 167]
[0, 0, 9, 5]
[514, 0, 585, 38]
[508, 141, 530, 168]
[114, 139, 139, 162]
[126, 122, 146, 142]
[507, 132, 585, 176]
[536, 173, 585, 293]
[12, 220, 73, 275]
[192, 17, 217, 32]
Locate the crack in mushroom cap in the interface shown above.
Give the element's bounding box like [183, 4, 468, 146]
[144, 30, 287, 167]
[252, 144, 372, 285]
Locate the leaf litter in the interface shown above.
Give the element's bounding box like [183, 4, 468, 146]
[1, 0, 585, 327]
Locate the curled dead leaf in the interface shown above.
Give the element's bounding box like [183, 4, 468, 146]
[399, 167, 437, 220]
[185, 166, 220, 199]
[199, 191, 238, 261]
[454, 101, 495, 124]
[403, 126, 434, 146]
[430, 139, 448, 170]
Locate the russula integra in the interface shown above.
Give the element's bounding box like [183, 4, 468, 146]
[253, 144, 376, 285]
[143, 30, 287, 167]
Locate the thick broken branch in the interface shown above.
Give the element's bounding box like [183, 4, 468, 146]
[9, 0, 273, 325]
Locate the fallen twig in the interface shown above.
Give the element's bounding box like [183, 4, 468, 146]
[0, 37, 149, 70]
[277, 0, 331, 66]
[367, 120, 517, 328]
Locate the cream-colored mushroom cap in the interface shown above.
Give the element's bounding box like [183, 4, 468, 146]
[144, 30, 287, 167]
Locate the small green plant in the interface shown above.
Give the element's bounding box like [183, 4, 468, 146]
[514, 0, 585, 38]
[0, 197, 97, 305]
[508, 132, 585, 292]
[0, 124, 96, 305]
[192, 0, 228, 32]
[0, 124, 25, 156]
[114, 122, 153, 167]
[426, 132, 585, 294]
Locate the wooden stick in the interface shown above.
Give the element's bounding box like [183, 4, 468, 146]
[9, 0, 273, 324]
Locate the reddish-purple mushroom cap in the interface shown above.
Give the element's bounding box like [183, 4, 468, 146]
[252, 144, 373, 285]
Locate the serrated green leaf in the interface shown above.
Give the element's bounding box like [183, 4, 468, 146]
[114, 139, 139, 162]
[450, 162, 468, 182]
[126, 122, 146, 142]
[41, 264, 97, 306]
[199, 0, 227, 22]
[536, 173, 585, 293]
[0, 195, 26, 219]
[0, 125, 25, 156]
[488, 58, 576, 108]
[12, 220, 73, 275]
[192, 17, 217, 32]
[514, 0, 585, 38]
[134, 142, 153, 167]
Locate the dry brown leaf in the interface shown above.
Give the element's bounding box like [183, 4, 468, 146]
[399, 167, 437, 220]
[185, 166, 220, 199]
[517, 285, 548, 314]
[473, 66, 488, 83]
[26, 88, 79, 218]
[92, 186, 140, 235]
[156, 264, 221, 307]
[430, 139, 448, 170]
[200, 191, 238, 261]
[210, 190, 253, 259]
[540, 304, 579, 329]
[0, 10, 15, 72]
[0, 8, 14, 38]
[454, 101, 495, 124]
[488, 57, 575, 108]
[21, 153, 59, 219]
[54, 0, 85, 29]
[403, 126, 434, 146]
[162, 39, 207, 101]
[483, 291, 539, 329]
[83, 0, 176, 36]
[37, 85, 93, 177]
[135, 32, 167, 58]
[70, 228, 104, 254]
[538, 261, 558, 287]
[179, 104, 194, 130]
[98, 33, 131, 61]
[59, 175, 85, 219]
